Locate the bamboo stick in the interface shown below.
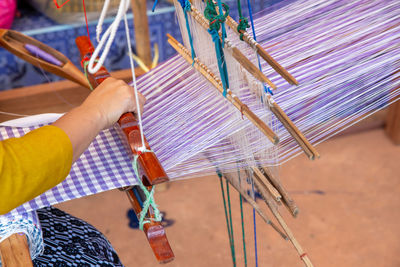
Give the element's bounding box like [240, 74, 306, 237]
[184, 4, 277, 89]
[251, 167, 282, 203]
[267, 96, 319, 160]
[260, 166, 299, 217]
[222, 173, 288, 240]
[224, 16, 298, 85]
[167, 34, 279, 144]
[252, 175, 314, 267]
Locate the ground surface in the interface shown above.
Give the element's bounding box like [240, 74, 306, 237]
[57, 129, 400, 267]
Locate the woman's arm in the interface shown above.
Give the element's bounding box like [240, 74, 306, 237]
[0, 77, 145, 214]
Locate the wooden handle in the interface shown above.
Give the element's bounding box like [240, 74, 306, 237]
[75, 36, 168, 185]
[126, 188, 175, 264]
[0, 233, 33, 267]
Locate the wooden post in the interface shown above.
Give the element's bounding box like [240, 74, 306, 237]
[131, 0, 152, 68]
[385, 100, 400, 144]
[0, 234, 33, 267]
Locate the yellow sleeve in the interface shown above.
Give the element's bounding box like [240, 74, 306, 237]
[0, 125, 73, 215]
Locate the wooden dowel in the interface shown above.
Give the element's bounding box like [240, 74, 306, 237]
[260, 166, 299, 218]
[167, 34, 279, 145]
[224, 16, 298, 86]
[0, 233, 33, 267]
[251, 167, 282, 203]
[222, 173, 288, 240]
[267, 96, 319, 160]
[183, 4, 277, 89]
[252, 176, 314, 267]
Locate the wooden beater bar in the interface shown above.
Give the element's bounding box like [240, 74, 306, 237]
[76, 36, 174, 263]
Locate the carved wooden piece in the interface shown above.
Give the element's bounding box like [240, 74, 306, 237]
[167, 34, 279, 144]
[0, 29, 89, 89]
[75, 36, 173, 263]
[0, 233, 33, 267]
[75, 36, 168, 186]
[126, 187, 175, 264]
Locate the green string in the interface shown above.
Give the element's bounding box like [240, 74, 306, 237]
[132, 152, 162, 230]
[182, 0, 196, 64]
[217, 172, 237, 267]
[83, 60, 97, 90]
[236, 0, 250, 40]
[226, 179, 237, 267]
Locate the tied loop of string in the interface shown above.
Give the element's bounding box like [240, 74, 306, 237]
[132, 153, 162, 230]
[177, 0, 196, 64]
[205, 0, 230, 97]
[236, 0, 250, 41]
[82, 57, 99, 91]
[88, 0, 130, 74]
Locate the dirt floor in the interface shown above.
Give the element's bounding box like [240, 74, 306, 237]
[56, 128, 400, 267]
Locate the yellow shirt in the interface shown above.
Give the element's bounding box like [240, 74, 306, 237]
[0, 125, 73, 215]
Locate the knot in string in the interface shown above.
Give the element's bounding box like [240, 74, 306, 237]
[204, 0, 229, 33]
[132, 152, 162, 230]
[237, 17, 250, 40]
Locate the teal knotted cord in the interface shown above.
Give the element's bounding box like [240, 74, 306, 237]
[217, 172, 237, 267]
[132, 152, 162, 230]
[204, 0, 230, 97]
[236, 0, 250, 41]
[178, 0, 196, 64]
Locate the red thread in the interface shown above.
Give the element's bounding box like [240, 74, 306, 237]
[137, 151, 142, 157]
[80, 54, 91, 68]
[82, 0, 91, 38]
[300, 253, 307, 259]
[53, 0, 72, 8]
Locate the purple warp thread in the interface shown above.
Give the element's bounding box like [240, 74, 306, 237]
[24, 44, 63, 66]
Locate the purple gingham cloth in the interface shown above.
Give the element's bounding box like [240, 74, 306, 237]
[0, 124, 139, 217]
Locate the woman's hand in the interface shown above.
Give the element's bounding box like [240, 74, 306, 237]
[53, 77, 146, 162]
[81, 77, 146, 129]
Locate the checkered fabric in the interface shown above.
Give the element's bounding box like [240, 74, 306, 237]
[0, 125, 139, 217]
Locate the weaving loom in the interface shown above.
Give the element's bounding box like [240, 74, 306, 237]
[0, 0, 399, 265]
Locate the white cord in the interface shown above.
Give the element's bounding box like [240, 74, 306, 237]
[123, 11, 146, 151]
[88, 0, 130, 74]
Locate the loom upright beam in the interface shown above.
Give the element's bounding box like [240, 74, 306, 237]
[131, 0, 152, 68]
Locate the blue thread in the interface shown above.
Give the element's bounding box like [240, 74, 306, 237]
[151, 0, 159, 12]
[183, 1, 197, 64]
[209, 29, 229, 97]
[251, 181, 259, 267]
[246, 0, 273, 96]
[216, 0, 227, 46]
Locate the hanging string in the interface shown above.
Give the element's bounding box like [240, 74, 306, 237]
[177, 0, 196, 63]
[87, 0, 130, 74]
[236, 0, 249, 41]
[132, 154, 162, 230]
[204, 0, 230, 97]
[226, 179, 236, 267]
[217, 172, 237, 267]
[123, 10, 146, 151]
[237, 168, 248, 267]
[245, 0, 273, 96]
[251, 180, 258, 267]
